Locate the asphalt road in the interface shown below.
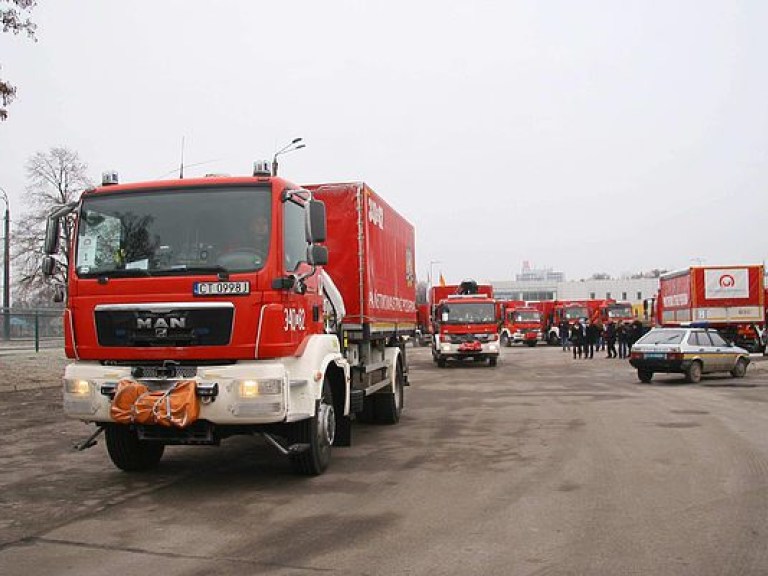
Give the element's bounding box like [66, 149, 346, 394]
[1, 345, 767, 575]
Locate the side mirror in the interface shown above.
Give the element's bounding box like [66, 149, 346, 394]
[41, 255, 56, 278]
[306, 245, 328, 266]
[44, 217, 60, 255]
[305, 200, 326, 243]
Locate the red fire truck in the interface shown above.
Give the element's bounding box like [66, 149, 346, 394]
[430, 280, 500, 367]
[657, 265, 765, 352]
[42, 167, 416, 475]
[415, 302, 431, 346]
[538, 300, 592, 345]
[499, 301, 542, 347]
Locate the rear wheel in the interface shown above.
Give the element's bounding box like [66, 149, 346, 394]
[374, 361, 405, 424]
[685, 361, 702, 384]
[105, 425, 165, 472]
[290, 379, 334, 475]
[637, 370, 653, 383]
[730, 358, 748, 378]
[437, 356, 446, 368]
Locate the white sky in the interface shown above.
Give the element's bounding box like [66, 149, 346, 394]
[1, 0, 767, 284]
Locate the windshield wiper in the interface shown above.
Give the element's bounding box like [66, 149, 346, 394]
[165, 265, 230, 279]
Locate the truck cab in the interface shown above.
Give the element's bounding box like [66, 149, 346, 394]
[500, 304, 542, 347]
[430, 280, 500, 367]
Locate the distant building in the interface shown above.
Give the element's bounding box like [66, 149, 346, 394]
[493, 263, 659, 304]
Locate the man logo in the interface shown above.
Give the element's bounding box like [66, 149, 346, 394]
[719, 274, 736, 288]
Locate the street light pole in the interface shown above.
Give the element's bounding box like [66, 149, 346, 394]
[0, 187, 10, 341]
[272, 137, 306, 176]
[429, 260, 441, 289]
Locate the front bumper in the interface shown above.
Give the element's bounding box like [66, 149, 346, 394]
[61, 360, 314, 425]
[436, 341, 500, 358]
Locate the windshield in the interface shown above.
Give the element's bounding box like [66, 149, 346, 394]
[512, 311, 541, 323]
[563, 306, 588, 320]
[637, 329, 686, 345]
[75, 186, 271, 276]
[607, 305, 633, 318]
[443, 303, 496, 324]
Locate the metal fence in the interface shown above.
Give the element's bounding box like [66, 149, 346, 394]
[0, 308, 64, 351]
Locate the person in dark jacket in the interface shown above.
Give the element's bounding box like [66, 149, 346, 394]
[570, 319, 584, 359]
[584, 319, 599, 359]
[559, 318, 571, 351]
[604, 320, 617, 358]
[617, 322, 629, 358]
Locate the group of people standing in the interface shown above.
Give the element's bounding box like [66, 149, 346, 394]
[558, 318, 644, 359]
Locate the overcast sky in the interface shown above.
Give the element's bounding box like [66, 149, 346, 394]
[1, 0, 766, 284]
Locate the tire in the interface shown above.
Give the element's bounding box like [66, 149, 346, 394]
[547, 332, 559, 346]
[685, 361, 702, 384]
[290, 379, 334, 475]
[374, 361, 404, 424]
[500, 333, 510, 347]
[437, 356, 446, 368]
[730, 358, 748, 378]
[488, 356, 498, 367]
[637, 370, 653, 383]
[105, 425, 165, 472]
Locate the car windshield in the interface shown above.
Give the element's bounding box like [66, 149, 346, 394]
[564, 306, 588, 320]
[75, 186, 271, 276]
[443, 303, 497, 324]
[637, 329, 686, 345]
[513, 311, 541, 322]
[607, 305, 632, 318]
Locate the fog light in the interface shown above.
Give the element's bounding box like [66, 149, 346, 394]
[64, 379, 92, 396]
[238, 378, 283, 398]
[239, 380, 259, 398]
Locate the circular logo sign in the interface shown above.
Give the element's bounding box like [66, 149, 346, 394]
[719, 274, 735, 288]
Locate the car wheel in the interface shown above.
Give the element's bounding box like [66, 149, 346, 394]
[730, 358, 748, 378]
[685, 361, 702, 384]
[488, 356, 498, 367]
[637, 370, 653, 383]
[437, 357, 446, 368]
[374, 361, 405, 424]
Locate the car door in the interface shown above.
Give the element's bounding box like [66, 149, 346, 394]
[690, 331, 716, 372]
[707, 330, 734, 371]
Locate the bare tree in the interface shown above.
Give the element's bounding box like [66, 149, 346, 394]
[12, 147, 92, 304]
[1, 0, 37, 121]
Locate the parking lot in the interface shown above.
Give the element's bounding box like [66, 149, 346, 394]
[1, 345, 768, 575]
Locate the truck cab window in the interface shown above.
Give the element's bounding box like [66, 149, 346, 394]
[283, 200, 306, 272]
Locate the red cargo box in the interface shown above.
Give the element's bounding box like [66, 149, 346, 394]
[306, 182, 416, 332]
[660, 265, 765, 324]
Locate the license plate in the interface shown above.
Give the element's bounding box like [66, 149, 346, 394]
[193, 281, 250, 296]
[644, 352, 665, 359]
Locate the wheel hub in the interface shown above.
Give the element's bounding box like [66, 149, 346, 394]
[318, 402, 336, 446]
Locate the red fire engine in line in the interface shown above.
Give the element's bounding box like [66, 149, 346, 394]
[430, 280, 500, 367]
[656, 265, 765, 353]
[536, 299, 633, 345]
[42, 165, 416, 475]
[499, 301, 542, 347]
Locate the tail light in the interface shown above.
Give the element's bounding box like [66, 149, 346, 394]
[667, 352, 684, 360]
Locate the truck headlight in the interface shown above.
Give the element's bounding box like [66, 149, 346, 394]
[64, 379, 92, 396]
[237, 378, 283, 398]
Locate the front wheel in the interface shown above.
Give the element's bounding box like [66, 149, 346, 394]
[730, 358, 748, 378]
[488, 356, 498, 367]
[547, 332, 559, 346]
[685, 361, 702, 384]
[637, 370, 653, 383]
[500, 333, 510, 347]
[290, 380, 334, 475]
[105, 425, 165, 472]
